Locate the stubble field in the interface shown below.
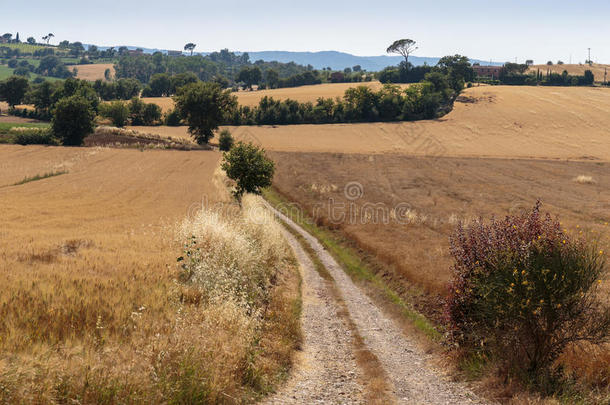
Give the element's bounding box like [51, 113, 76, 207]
[74, 63, 115, 81]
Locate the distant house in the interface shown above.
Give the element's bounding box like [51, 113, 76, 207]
[127, 49, 143, 56]
[0, 37, 8, 44]
[473, 65, 503, 79]
[167, 50, 183, 57]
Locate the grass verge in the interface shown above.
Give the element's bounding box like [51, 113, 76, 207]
[264, 187, 441, 342]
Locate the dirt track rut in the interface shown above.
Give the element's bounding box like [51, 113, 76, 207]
[265, 201, 489, 404]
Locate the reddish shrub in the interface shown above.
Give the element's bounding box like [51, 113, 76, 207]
[447, 202, 610, 383]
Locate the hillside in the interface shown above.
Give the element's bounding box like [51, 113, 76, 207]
[217, 85, 610, 161]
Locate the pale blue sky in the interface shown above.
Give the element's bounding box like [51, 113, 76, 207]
[3, 0, 609, 63]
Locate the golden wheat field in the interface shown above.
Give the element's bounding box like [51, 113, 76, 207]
[0, 146, 216, 399]
[142, 81, 410, 112]
[74, 63, 115, 81]
[528, 63, 610, 82]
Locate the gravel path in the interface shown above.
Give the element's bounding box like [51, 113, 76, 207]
[264, 225, 365, 404]
[266, 201, 489, 405]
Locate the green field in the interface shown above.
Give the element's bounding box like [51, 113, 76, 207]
[1, 42, 53, 53]
[0, 122, 50, 132]
[0, 65, 14, 80]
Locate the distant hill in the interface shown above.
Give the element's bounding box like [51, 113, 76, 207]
[92, 45, 502, 71]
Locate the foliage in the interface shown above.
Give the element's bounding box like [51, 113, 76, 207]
[52, 95, 95, 145]
[447, 202, 610, 384]
[0, 75, 29, 107]
[387, 39, 418, 64]
[173, 82, 237, 144]
[218, 129, 234, 151]
[99, 101, 130, 127]
[221, 142, 275, 201]
[164, 108, 182, 126]
[230, 80, 455, 126]
[10, 127, 57, 145]
[113, 49, 312, 86]
[237, 66, 262, 90]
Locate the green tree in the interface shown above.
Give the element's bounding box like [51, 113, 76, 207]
[437, 55, 475, 91]
[386, 39, 418, 65]
[218, 129, 234, 151]
[100, 101, 130, 127]
[0, 76, 29, 107]
[27, 37, 36, 44]
[265, 69, 279, 88]
[173, 82, 237, 144]
[52, 96, 95, 146]
[142, 102, 162, 125]
[237, 66, 262, 90]
[221, 142, 275, 201]
[184, 43, 196, 56]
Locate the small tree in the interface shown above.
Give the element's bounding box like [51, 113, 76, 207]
[100, 101, 129, 127]
[0, 76, 29, 107]
[221, 142, 275, 201]
[173, 82, 237, 144]
[218, 129, 234, 151]
[387, 39, 418, 65]
[184, 43, 196, 56]
[52, 96, 95, 146]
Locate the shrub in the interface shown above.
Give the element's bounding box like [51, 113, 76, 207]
[99, 101, 129, 127]
[142, 103, 162, 126]
[218, 129, 234, 151]
[10, 127, 58, 145]
[447, 202, 610, 384]
[221, 142, 275, 201]
[52, 96, 95, 146]
[164, 108, 182, 126]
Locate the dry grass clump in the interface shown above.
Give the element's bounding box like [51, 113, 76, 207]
[173, 194, 299, 401]
[574, 174, 596, 184]
[85, 125, 202, 150]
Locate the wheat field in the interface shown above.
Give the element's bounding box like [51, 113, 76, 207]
[0, 146, 219, 400]
[74, 63, 115, 81]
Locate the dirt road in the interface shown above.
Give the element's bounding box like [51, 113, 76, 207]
[265, 201, 488, 404]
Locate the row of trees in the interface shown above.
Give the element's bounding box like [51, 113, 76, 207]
[170, 71, 458, 144]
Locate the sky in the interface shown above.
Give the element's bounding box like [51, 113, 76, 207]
[3, 0, 610, 64]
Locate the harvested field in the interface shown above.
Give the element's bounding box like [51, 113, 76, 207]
[528, 63, 610, 82]
[74, 63, 115, 81]
[143, 81, 410, 112]
[137, 85, 610, 161]
[270, 152, 610, 313]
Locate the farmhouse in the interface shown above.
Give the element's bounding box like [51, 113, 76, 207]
[167, 50, 183, 57]
[473, 65, 503, 79]
[127, 49, 143, 56]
